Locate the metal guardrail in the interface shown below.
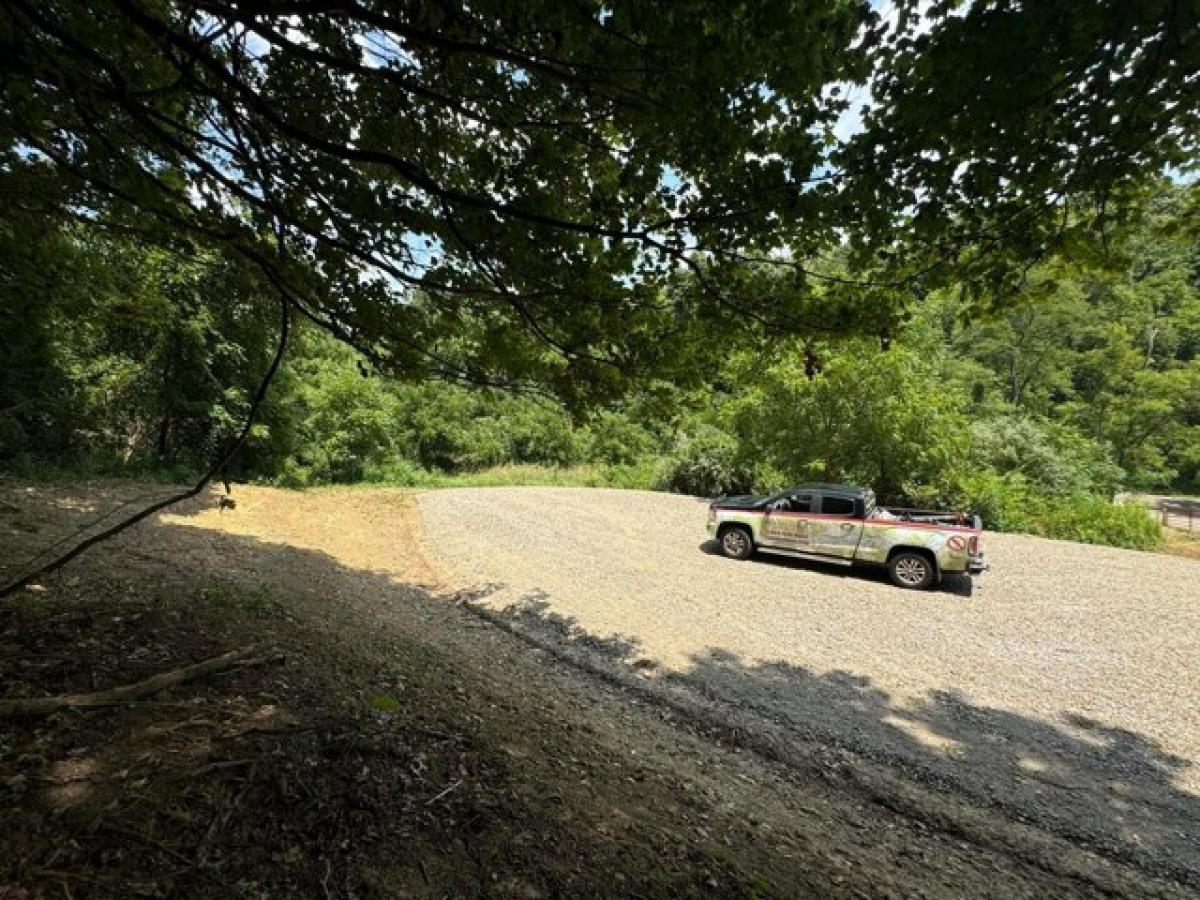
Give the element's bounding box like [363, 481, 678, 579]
[1148, 498, 1200, 533]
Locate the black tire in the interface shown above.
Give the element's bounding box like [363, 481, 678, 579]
[719, 525, 755, 560]
[887, 550, 936, 590]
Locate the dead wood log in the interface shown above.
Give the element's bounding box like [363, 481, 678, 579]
[0, 646, 265, 718]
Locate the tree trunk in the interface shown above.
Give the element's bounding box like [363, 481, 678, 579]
[156, 411, 172, 463]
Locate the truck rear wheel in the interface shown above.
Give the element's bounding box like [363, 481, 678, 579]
[887, 550, 935, 590]
[719, 525, 754, 560]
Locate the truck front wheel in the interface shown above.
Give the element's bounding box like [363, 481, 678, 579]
[887, 550, 936, 590]
[719, 525, 755, 560]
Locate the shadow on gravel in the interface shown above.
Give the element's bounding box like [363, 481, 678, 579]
[491, 589, 642, 661]
[480, 589, 1199, 892]
[697, 539, 975, 598]
[2, 488, 817, 899]
[2, 483, 1194, 897]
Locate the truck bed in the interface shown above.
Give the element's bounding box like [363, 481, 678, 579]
[875, 507, 979, 529]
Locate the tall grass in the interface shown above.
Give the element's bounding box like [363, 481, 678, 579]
[342, 460, 662, 491]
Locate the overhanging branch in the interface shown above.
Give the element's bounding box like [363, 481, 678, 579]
[0, 290, 291, 599]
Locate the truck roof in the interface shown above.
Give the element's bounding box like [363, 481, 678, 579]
[781, 483, 868, 497]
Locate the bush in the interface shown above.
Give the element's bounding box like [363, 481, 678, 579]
[954, 472, 1039, 533]
[1036, 496, 1162, 550]
[587, 459, 660, 490]
[657, 427, 756, 497]
[577, 410, 658, 466]
[955, 472, 1160, 549]
[361, 457, 427, 486]
[273, 458, 315, 489]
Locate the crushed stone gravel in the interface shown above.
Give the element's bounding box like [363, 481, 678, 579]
[421, 486, 1200, 885]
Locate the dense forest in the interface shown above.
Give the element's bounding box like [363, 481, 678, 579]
[4, 182, 1196, 549]
[3, 0, 1198, 554]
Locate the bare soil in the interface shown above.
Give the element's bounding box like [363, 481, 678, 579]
[0, 481, 1194, 898]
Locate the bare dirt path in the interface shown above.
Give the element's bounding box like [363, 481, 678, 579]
[421, 486, 1200, 890]
[2, 480, 1194, 897]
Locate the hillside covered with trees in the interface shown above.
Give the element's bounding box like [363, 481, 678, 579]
[3, 183, 1197, 548]
[2, 0, 1197, 560]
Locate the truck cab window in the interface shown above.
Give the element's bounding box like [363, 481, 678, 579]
[822, 496, 855, 516]
[788, 494, 813, 513]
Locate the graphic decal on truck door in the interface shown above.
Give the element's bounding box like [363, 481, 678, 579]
[809, 519, 863, 558]
[808, 495, 864, 559]
[760, 493, 814, 549]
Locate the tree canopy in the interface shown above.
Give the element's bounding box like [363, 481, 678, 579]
[3, 0, 1197, 401]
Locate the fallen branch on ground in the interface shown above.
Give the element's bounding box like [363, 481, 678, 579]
[0, 646, 268, 718]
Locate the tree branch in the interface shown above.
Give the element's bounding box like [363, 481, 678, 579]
[0, 646, 271, 717]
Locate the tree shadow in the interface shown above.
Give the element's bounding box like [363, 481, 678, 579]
[1, 488, 814, 897]
[471, 582, 1198, 891]
[2, 483, 1195, 894]
[475, 588, 643, 662]
[698, 539, 975, 598]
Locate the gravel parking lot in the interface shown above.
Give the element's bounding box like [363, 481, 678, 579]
[422, 487, 1200, 884]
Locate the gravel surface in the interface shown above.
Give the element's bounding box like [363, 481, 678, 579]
[14, 480, 1158, 898]
[421, 486, 1200, 884]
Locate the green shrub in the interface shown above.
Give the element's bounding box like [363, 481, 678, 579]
[657, 427, 756, 497]
[577, 410, 659, 466]
[588, 459, 660, 490]
[954, 472, 1040, 533]
[955, 472, 1160, 549]
[361, 457, 427, 486]
[273, 457, 315, 489]
[1036, 496, 1162, 550]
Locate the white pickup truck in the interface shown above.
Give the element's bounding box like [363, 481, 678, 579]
[707, 482, 985, 589]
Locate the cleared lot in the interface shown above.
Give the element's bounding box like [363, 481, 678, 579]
[422, 487, 1200, 884]
[14, 481, 1132, 899]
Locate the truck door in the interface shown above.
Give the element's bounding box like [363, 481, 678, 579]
[809, 494, 864, 559]
[761, 492, 814, 550]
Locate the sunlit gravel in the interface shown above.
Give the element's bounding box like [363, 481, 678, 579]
[422, 486, 1200, 881]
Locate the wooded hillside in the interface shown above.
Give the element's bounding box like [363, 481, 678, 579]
[2, 0, 1198, 552]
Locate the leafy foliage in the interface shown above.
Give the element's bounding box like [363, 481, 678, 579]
[0, 217, 280, 475]
[2, 0, 1196, 402]
[966, 417, 1124, 497]
[657, 427, 757, 498]
[954, 473, 1162, 550]
[729, 344, 970, 502]
[839, 0, 1200, 295]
